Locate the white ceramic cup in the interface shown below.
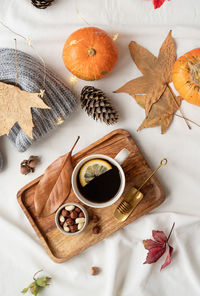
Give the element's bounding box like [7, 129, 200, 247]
[71, 148, 130, 208]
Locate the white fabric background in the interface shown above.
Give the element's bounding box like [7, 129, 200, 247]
[0, 0, 200, 295]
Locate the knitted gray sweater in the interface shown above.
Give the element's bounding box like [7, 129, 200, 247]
[0, 48, 77, 170]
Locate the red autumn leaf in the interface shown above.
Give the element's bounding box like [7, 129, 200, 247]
[152, 230, 167, 243]
[144, 246, 166, 264]
[143, 239, 163, 250]
[161, 245, 173, 270]
[153, 0, 166, 9]
[143, 223, 175, 270]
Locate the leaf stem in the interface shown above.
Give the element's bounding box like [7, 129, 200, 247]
[166, 222, 175, 243]
[70, 136, 80, 153]
[167, 84, 191, 129]
[33, 269, 43, 281]
[175, 114, 200, 128]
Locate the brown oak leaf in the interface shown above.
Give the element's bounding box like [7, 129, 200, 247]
[143, 223, 175, 270]
[0, 82, 50, 139]
[34, 137, 80, 217]
[114, 31, 180, 133]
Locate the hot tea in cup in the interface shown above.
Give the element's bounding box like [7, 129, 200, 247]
[72, 148, 130, 208]
[77, 158, 121, 203]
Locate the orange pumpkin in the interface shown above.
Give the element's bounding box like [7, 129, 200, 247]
[172, 48, 200, 106]
[62, 27, 118, 81]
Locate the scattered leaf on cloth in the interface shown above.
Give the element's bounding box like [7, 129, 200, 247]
[34, 137, 80, 217]
[143, 223, 175, 270]
[21, 270, 51, 296]
[0, 82, 50, 139]
[114, 31, 180, 133]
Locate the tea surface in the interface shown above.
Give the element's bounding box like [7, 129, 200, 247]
[77, 164, 121, 203]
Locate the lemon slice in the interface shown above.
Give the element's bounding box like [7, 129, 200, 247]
[79, 159, 112, 187]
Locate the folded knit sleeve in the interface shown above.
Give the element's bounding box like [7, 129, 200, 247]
[0, 48, 77, 152]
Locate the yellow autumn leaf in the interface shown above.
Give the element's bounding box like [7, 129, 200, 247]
[0, 82, 50, 139]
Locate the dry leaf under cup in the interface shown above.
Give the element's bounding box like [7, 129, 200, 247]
[34, 137, 80, 217]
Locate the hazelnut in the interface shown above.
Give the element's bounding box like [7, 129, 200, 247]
[69, 224, 78, 232]
[90, 267, 100, 276]
[75, 207, 81, 213]
[92, 225, 100, 234]
[79, 212, 85, 218]
[66, 218, 74, 226]
[92, 215, 99, 223]
[70, 211, 78, 219]
[61, 209, 69, 218]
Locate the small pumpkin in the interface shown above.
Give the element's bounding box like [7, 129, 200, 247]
[62, 27, 118, 81]
[172, 48, 200, 106]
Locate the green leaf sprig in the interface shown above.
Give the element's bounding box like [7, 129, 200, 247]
[21, 269, 51, 296]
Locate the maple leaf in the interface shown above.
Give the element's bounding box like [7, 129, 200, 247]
[143, 223, 175, 270]
[114, 31, 181, 134]
[161, 245, 173, 270]
[0, 82, 50, 139]
[153, 0, 166, 9]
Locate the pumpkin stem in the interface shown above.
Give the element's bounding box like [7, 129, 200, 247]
[88, 48, 96, 56]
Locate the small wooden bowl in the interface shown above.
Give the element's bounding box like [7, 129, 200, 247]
[55, 202, 88, 236]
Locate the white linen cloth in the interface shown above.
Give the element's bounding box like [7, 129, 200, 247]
[0, 0, 200, 295]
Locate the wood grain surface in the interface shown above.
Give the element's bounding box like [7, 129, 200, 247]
[17, 129, 165, 263]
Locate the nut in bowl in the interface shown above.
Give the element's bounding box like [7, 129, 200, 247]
[55, 203, 88, 235]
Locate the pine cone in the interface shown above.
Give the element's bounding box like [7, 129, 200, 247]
[31, 0, 54, 9]
[80, 86, 119, 125]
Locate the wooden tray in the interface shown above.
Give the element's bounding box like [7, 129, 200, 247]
[17, 129, 165, 263]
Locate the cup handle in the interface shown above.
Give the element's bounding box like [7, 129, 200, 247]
[114, 148, 130, 165]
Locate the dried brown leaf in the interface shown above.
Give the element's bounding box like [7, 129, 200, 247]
[114, 31, 179, 129]
[0, 82, 50, 139]
[34, 156, 65, 216]
[34, 137, 80, 217]
[129, 41, 158, 75]
[133, 94, 146, 108]
[145, 83, 167, 116]
[138, 88, 182, 133]
[114, 76, 152, 95]
[157, 30, 176, 83]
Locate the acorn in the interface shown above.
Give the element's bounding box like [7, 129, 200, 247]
[20, 163, 31, 175]
[28, 155, 40, 168]
[20, 156, 40, 175]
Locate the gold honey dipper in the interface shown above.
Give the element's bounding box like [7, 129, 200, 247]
[114, 158, 167, 222]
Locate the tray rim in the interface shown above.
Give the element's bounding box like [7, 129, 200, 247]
[17, 128, 165, 263]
